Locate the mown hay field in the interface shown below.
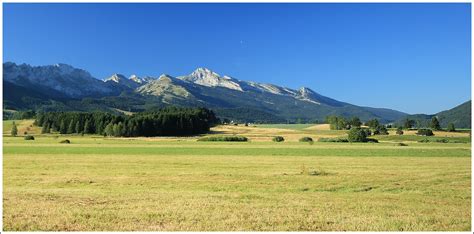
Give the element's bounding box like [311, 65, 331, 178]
[3, 121, 472, 231]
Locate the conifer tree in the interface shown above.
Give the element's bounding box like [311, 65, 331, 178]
[67, 120, 75, 134]
[430, 117, 441, 131]
[104, 122, 114, 136]
[59, 120, 67, 134]
[83, 119, 91, 134]
[447, 123, 456, 132]
[75, 121, 81, 134]
[11, 121, 18, 137]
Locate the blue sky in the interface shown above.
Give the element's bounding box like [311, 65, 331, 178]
[3, 3, 471, 114]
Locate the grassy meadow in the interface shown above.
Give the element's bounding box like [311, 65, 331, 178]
[3, 121, 472, 231]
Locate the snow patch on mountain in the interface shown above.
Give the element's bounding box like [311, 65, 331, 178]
[296, 87, 321, 105]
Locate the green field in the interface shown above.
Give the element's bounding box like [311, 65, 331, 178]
[3, 121, 472, 231]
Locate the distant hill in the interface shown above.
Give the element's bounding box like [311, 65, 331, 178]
[437, 101, 471, 128]
[397, 101, 471, 129]
[4, 62, 410, 123]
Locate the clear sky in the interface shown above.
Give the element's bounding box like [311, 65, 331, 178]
[3, 3, 471, 114]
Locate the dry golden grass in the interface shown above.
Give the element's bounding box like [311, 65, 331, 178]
[305, 124, 331, 130]
[399, 129, 470, 137]
[210, 124, 345, 142]
[3, 139, 471, 231]
[3, 119, 38, 136]
[3, 121, 472, 231]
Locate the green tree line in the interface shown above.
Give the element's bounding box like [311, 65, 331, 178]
[35, 107, 217, 137]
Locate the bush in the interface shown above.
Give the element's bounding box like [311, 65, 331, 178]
[363, 128, 372, 136]
[318, 138, 349, 143]
[60, 139, 71, 144]
[416, 129, 434, 136]
[418, 138, 430, 143]
[434, 139, 449, 143]
[366, 138, 379, 143]
[373, 125, 389, 135]
[197, 136, 248, 142]
[272, 136, 285, 142]
[24, 135, 35, 140]
[396, 127, 404, 135]
[299, 137, 313, 143]
[348, 127, 367, 142]
[396, 142, 408, 146]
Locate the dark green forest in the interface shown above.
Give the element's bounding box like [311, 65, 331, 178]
[34, 107, 217, 137]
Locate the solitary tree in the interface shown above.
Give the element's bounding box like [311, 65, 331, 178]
[348, 127, 368, 142]
[403, 118, 414, 129]
[447, 123, 456, 132]
[430, 117, 441, 131]
[11, 121, 18, 137]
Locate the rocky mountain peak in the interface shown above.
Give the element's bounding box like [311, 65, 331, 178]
[105, 74, 127, 83]
[53, 63, 74, 69]
[129, 74, 142, 83]
[158, 74, 175, 83]
[190, 67, 221, 80]
[3, 62, 409, 123]
[3, 62, 116, 98]
[179, 67, 243, 91]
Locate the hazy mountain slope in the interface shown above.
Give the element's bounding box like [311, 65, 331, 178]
[437, 100, 471, 128]
[3, 81, 61, 110]
[397, 100, 471, 128]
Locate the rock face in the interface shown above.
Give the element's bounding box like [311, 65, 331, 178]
[3, 62, 408, 122]
[4, 62, 116, 98]
[178, 68, 243, 91]
[136, 74, 192, 99]
[104, 74, 140, 89]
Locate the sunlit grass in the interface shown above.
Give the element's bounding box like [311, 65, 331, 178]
[3, 121, 471, 231]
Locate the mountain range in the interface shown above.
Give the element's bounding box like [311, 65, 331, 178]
[3, 62, 470, 127]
